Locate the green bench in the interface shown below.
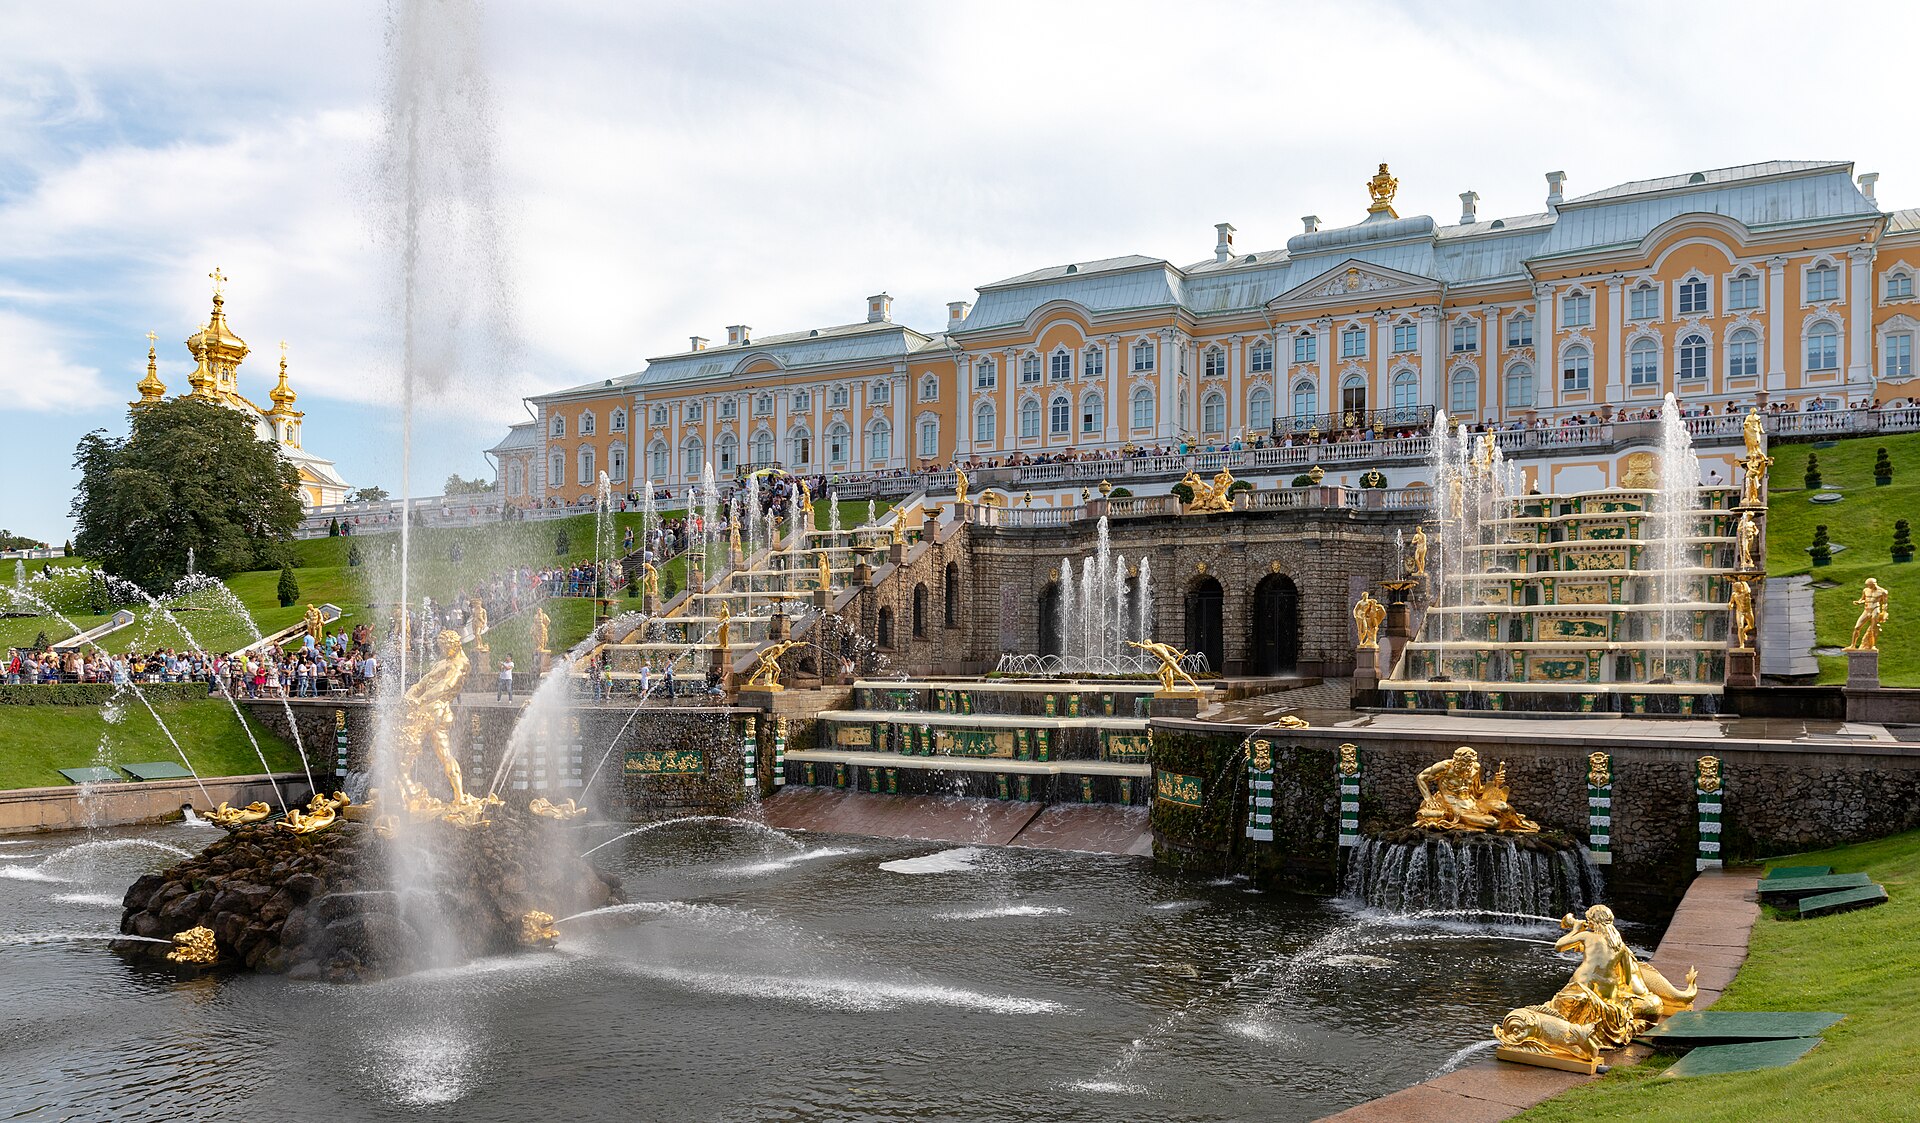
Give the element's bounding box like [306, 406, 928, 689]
[1763, 865, 1832, 880]
[1754, 873, 1873, 903]
[1660, 1036, 1823, 1079]
[1639, 1010, 1844, 1047]
[56, 766, 121, 784]
[1796, 884, 1888, 918]
[120, 761, 195, 781]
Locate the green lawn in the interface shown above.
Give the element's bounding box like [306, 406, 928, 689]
[1515, 830, 1920, 1121]
[0, 697, 305, 790]
[1764, 431, 1920, 685]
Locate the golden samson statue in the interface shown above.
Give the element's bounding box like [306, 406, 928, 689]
[391, 629, 499, 825]
[1412, 746, 1538, 832]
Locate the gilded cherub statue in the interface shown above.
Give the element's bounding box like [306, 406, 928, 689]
[1178, 469, 1235, 513]
[1352, 590, 1386, 650]
[1412, 746, 1538, 832]
[743, 640, 804, 691]
[1848, 577, 1890, 651]
[1729, 578, 1756, 650]
[1127, 639, 1202, 694]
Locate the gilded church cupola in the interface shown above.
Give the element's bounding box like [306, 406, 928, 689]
[133, 330, 167, 406]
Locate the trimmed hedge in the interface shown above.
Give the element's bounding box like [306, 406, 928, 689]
[0, 682, 208, 706]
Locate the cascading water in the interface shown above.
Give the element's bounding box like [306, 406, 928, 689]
[1342, 835, 1603, 918]
[1650, 394, 1703, 681]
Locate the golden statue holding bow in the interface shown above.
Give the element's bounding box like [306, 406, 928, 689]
[1848, 577, 1890, 651]
[1352, 590, 1386, 650]
[1412, 746, 1538, 832]
[743, 640, 803, 691]
[1127, 639, 1202, 694]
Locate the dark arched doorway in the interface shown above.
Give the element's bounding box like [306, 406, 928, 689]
[1184, 577, 1224, 673]
[1250, 573, 1300, 674]
[1037, 583, 1062, 656]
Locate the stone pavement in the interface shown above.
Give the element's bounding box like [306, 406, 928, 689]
[1317, 868, 1763, 1123]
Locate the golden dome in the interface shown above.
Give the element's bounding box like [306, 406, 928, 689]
[133, 330, 167, 406]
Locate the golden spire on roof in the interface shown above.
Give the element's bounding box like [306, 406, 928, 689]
[1366, 162, 1399, 217]
[186, 266, 247, 396]
[186, 337, 216, 397]
[269, 339, 300, 412]
[134, 329, 168, 406]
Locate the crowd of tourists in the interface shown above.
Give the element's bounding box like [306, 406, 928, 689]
[3, 634, 382, 698]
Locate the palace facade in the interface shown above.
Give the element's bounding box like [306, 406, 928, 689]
[133, 275, 352, 508]
[496, 159, 1920, 506]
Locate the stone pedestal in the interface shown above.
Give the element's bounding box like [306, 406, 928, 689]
[736, 687, 780, 711]
[1726, 648, 1758, 688]
[853, 561, 873, 586]
[768, 614, 791, 642]
[888, 542, 906, 565]
[1847, 648, 1880, 689]
[1353, 645, 1380, 694]
[1149, 692, 1201, 718]
[473, 649, 491, 674]
[812, 588, 830, 612]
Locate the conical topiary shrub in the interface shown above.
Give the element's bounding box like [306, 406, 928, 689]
[1809, 524, 1832, 567]
[1895, 519, 1914, 563]
[1804, 452, 1823, 490]
[1874, 447, 1894, 486]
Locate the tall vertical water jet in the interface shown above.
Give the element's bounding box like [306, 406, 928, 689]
[1650, 394, 1703, 681]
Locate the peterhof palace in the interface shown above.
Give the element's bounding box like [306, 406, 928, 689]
[489, 159, 1920, 505]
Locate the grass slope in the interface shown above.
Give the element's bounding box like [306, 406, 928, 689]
[1515, 830, 1920, 1121]
[0, 698, 305, 790]
[1764, 431, 1920, 685]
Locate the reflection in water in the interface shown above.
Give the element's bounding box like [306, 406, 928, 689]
[2, 820, 1575, 1122]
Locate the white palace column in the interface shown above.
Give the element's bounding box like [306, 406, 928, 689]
[1605, 277, 1625, 404]
[1316, 317, 1334, 420]
[1766, 256, 1789, 395]
[1418, 307, 1442, 410]
[891, 381, 906, 469]
[956, 355, 972, 455]
[1533, 283, 1556, 410]
[1485, 306, 1503, 419]
[1156, 330, 1176, 441]
[1226, 334, 1243, 437]
[1848, 246, 1875, 391]
[1372, 313, 1390, 417]
[773, 392, 788, 471]
[1103, 335, 1120, 446]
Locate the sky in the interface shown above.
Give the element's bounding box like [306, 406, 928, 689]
[4, 0, 1920, 542]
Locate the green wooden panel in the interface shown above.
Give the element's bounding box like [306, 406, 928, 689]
[1659, 1037, 1821, 1078]
[1641, 1011, 1844, 1046]
[1764, 865, 1833, 880]
[1755, 873, 1873, 901]
[57, 766, 121, 784]
[1796, 884, 1888, 918]
[121, 761, 194, 781]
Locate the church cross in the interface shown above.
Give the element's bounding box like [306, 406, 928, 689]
[208, 266, 227, 294]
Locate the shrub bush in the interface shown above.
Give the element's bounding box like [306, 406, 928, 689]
[554, 528, 571, 556]
[1809, 524, 1832, 566]
[1894, 519, 1913, 562]
[1874, 447, 1894, 486]
[276, 563, 300, 607]
[1804, 452, 1823, 490]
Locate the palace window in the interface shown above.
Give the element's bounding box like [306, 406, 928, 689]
[609, 444, 627, 483]
[829, 385, 849, 408]
[507, 461, 524, 496]
[826, 422, 849, 465]
[577, 446, 596, 486]
[977, 401, 998, 441]
[1629, 338, 1660, 386]
[1049, 394, 1071, 436]
[1200, 391, 1225, 433]
[1392, 322, 1418, 353]
[1293, 331, 1317, 365]
[789, 428, 811, 465]
[792, 390, 811, 412]
[920, 374, 939, 402]
[1888, 271, 1915, 300]
[1629, 283, 1660, 321]
[976, 359, 997, 389]
[1562, 291, 1592, 328]
[1561, 345, 1592, 391]
[1021, 353, 1042, 384]
[651, 405, 668, 426]
[1203, 346, 1226, 377]
[918, 418, 938, 458]
[1291, 379, 1317, 418]
[1131, 387, 1155, 430]
[1678, 277, 1710, 316]
[684, 402, 702, 423]
[1082, 392, 1104, 434]
[754, 394, 772, 417]
[1050, 349, 1073, 381]
[648, 441, 669, 479]
[549, 450, 564, 487]
[1340, 325, 1368, 359]
[551, 415, 566, 438]
[750, 430, 774, 466]
[1504, 364, 1534, 409]
[1132, 339, 1156, 372]
[1805, 264, 1839, 303]
[717, 434, 737, 473]
[1083, 345, 1105, 378]
[1392, 369, 1418, 410]
[868, 420, 891, 460]
[1450, 319, 1477, 354]
[1019, 398, 1040, 439]
[1728, 272, 1760, 310]
[1248, 386, 1273, 431]
[1806, 321, 1840, 370]
[680, 437, 702, 477]
[1249, 340, 1274, 373]
[1506, 313, 1533, 349]
[1678, 333, 1709, 381]
[1449, 369, 1478, 415]
[1886, 332, 1914, 378]
[870, 380, 890, 405]
[611, 408, 627, 433]
[1728, 329, 1760, 378]
[719, 399, 736, 420]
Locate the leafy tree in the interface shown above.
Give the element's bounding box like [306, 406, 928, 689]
[350, 486, 390, 503]
[1874, 447, 1894, 486]
[1809, 524, 1832, 566]
[327, 517, 341, 537]
[277, 562, 300, 607]
[70, 397, 302, 592]
[0, 529, 47, 551]
[661, 566, 678, 599]
[1804, 452, 1822, 490]
[443, 474, 495, 496]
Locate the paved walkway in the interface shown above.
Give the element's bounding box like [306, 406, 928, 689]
[1318, 867, 1763, 1122]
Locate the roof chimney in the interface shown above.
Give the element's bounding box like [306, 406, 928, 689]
[1459, 190, 1480, 225]
[866, 293, 893, 323]
[1858, 172, 1880, 203]
[1214, 222, 1237, 263]
[1545, 170, 1568, 211]
[689, 335, 709, 352]
[947, 300, 972, 326]
[1301, 215, 1321, 234]
[726, 324, 751, 346]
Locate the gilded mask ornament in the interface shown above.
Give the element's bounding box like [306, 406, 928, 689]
[1249, 739, 1273, 772]
[1587, 752, 1611, 789]
[1337, 743, 1359, 776]
[1696, 756, 1722, 794]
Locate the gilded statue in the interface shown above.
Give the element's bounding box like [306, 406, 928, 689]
[394, 630, 481, 817]
[889, 518, 904, 546]
[469, 596, 489, 653]
[1178, 468, 1236, 513]
[1352, 590, 1386, 650]
[276, 791, 346, 835]
[796, 479, 814, 523]
[1735, 511, 1759, 571]
[955, 468, 968, 505]
[304, 603, 325, 646]
[1697, 755, 1722, 794]
[520, 910, 559, 948]
[1448, 476, 1465, 518]
[1473, 433, 1496, 477]
[206, 800, 271, 829]
[1407, 525, 1429, 578]
[1743, 407, 1766, 462]
[1126, 639, 1202, 694]
[1494, 905, 1697, 1071]
[1275, 715, 1309, 729]
[1366, 162, 1398, 216]
[1413, 746, 1538, 832]
[729, 522, 743, 563]
[1847, 577, 1890, 651]
[1741, 449, 1772, 507]
[1337, 743, 1359, 776]
[528, 796, 588, 820]
[1729, 579, 1756, 649]
[1586, 752, 1610, 788]
[817, 551, 833, 589]
[533, 605, 552, 655]
[167, 925, 219, 965]
[641, 562, 660, 601]
[743, 640, 803, 691]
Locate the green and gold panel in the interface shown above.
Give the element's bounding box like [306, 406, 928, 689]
[625, 748, 706, 776]
[1529, 656, 1589, 683]
[834, 724, 873, 748]
[933, 728, 1016, 758]
[1538, 615, 1612, 641]
[1104, 731, 1151, 764]
[1155, 771, 1203, 807]
[1562, 547, 1629, 573]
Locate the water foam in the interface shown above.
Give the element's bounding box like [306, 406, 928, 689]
[879, 847, 982, 875]
[52, 892, 123, 908]
[714, 846, 861, 878]
[625, 964, 1065, 1015]
[937, 904, 1069, 920]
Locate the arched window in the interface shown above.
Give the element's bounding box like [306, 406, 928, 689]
[1248, 386, 1273, 431]
[507, 461, 524, 496]
[611, 408, 627, 432]
[1806, 321, 1840, 370]
[1019, 398, 1040, 438]
[920, 374, 940, 401]
[717, 433, 738, 473]
[788, 427, 811, 466]
[1083, 345, 1105, 378]
[1293, 329, 1317, 365]
[1130, 387, 1155, 430]
[1678, 276, 1710, 316]
[550, 415, 566, 438]
[1050, 394, 1071, 435]
[1291, 379, 1317, 418]
[877, 606, 894, 648]
[1629, 282, 1660, 321]
[549, 450, 564, 488]
[1391, 369, 1418, 411]
[609, 444, 627, 483]
[1629, 337, 1660, 386]
[750, 430, 774, 467]
[1203, 346, 1226, 377]
[1200, 391, 1225, 433]
[917, 418, 938, 458]
[1727, 329, 1759, 378]
[1176, 388, 1189, 431]
[912, 583, 928, 638]
[1448, 368, 1478, 415]
[1561, 345, 1592, 391]
[1081, 391, 1104, 434]
[1504, 364, 1534, 410]
[1050, 348, 1072, 381]
[1887, 270, 1914, 300]
[680, 436, 703, 477]
[577, 445, 596, 486]
[944, 562, 959, 627]
[648, 441, 669, 479]
[867, 419, 891, 461]
[1338, 372, 1366, 415]
[1805, 264, 1839, 303]
[826, 422, 850, 466]
[1677, 333, 1709, 381]
[976, 401, 998, 442]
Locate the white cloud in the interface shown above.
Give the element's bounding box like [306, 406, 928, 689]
[0, 309, 112, 412]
